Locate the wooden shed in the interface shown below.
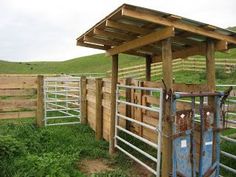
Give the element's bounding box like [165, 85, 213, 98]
[76, 4, 236, 176]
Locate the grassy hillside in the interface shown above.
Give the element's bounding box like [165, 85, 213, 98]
[0, 48, 236, 74]
[0, 54, 144, 74]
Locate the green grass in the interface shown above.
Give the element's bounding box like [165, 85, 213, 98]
[0, 121, 133, 177]
[0, 53, 144, 74]
[220, 128, 236, 177]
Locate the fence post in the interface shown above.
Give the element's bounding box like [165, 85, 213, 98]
[36, 75, 44, 127]
[95, 78, 103, 140]
[80, 76, 87, 124]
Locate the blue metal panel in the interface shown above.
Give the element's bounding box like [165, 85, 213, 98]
[175, 135, 192, 176]
[202, 129, 213, 174]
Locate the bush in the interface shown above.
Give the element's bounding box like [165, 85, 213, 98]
[0, 135, 25, 159]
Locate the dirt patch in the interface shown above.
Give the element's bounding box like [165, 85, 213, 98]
[78, 158, 113, 175]
[132, 162, 153, 177]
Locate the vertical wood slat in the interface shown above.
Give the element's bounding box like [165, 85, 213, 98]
[125, 78, 132, 130]
[95, 78, 103, 140]
[161, 38, 173, 177]
[36, 75, 44, 127]
[109, 54, 118, 154]
[80, 76, 87, 124]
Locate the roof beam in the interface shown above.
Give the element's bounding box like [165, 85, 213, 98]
[106, 27, 175, 56]
[152, 40, 228, 62]
[77, 42, 110, 50]
[105, 20, 151, 34]
[122, 7, 236, 44]
[83, 36, 119, 46]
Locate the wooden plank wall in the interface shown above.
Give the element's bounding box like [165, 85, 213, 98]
[85, 77, 165, 143]
[0, 75, 39, 121]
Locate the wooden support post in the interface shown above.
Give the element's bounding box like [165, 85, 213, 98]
[95, 78, 103, 140]
[145, 55, 152, 81]
[80, 76, 87, 124]
[36, 75, 44, 127]
[109, 54, 118, 154]
[125, 78, 132, 130]
[206, 40, 216, 93]
[206, 40, 216, 162]
[161, 38, 173, 177]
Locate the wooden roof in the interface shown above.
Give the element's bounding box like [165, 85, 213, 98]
[77, 4, 236, 61]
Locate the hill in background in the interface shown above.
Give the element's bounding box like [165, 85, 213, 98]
[1, 40, 236, 74]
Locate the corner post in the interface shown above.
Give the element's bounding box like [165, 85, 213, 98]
[109, 54, 118, 154]
[161, 38, 173, 177]
[36, 75, 44, 127]
[80, 76, 87, 124]
[206, 40, 216, 162]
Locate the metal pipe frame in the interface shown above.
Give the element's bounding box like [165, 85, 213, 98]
[44, 77, 81, 126]
[115, 85, 163, 177]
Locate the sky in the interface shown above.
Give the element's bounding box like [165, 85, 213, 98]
[0, 0, 236, 62]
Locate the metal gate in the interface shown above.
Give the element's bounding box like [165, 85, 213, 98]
[115, 84, 163, 177]
[44, 76, 81, 126]
[171, 92, 224, 177]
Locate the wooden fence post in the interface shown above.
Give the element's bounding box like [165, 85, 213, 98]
[95, 78, 103, 140]
[36, 75, 44, 127]
[80, 76, 87, 124]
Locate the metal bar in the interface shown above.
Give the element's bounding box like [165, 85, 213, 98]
[116, 135, 157, 162]
[221, 150, 236, 160]
[215, 95, 221, 176]
[220, 135, 236, 143]
[220, 163, 236, 174]
[46, 121, 80, 126]
[47, 92, 80, 98]
[116, 125, 158, 149]
[117, 84, 162, 92]
[45, 115, 79, 120]
[46, 90, 80, 93]
[216, 85, 236, 87]
[156, 88, 163, 177]
[46, 108, 80, 113]
[199, 96, 204, 177]
[115, 145, 157, 175]
[174, 92, 224, 98]
[191, 96, 196, 177]
[45, 85, 79, 89]
[117, 113, 156, 131]
[226, 119, 236, 124]
[172, 96, 177, 177]
[45, 99, 79, 103]
[117, 100, 160, 113]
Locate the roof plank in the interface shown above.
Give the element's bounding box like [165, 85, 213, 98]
[105, 20, 151, 34]
[122, 7, 236, 44]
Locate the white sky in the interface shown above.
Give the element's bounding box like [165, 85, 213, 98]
[0, 0, 236, 62]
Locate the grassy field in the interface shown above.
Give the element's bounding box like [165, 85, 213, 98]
[0, 120, 134, 177]
[0, 48, 236, 75]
